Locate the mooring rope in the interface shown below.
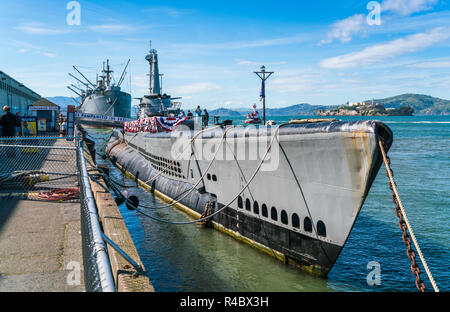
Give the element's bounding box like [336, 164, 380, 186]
[141, 125, 222, 185]
[87, 126, 227, 210]
[133, 126, 234, 210]
[125, 123, 285, 225]
[379, 140, 439, 292]
[104, 125, 224, 210]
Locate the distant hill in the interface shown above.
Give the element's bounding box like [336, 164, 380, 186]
[210, 104, 332, 117]
[212, 94, 450, 116]
[373, 94, 450, 115]
[266, 104, 331, 116]
[208, 108, 242, 116]
[45, 96, 80, 111]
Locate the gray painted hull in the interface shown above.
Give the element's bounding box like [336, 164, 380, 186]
[106, 120, 393, 276]
[80, 89, 131, 119]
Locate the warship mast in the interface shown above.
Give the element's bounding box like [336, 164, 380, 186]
[137, 41, 181, 119]
[103, 59, 113, 89]
[146, 40, 161, 96]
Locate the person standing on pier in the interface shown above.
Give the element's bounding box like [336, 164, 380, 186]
[1, 106, 18, 158]
[203, 109, 209, 128]
[195, 106, 202, 117]
[60, 119, 67, 137]
[187, 110, 193, 119]
[0, 106, 17, 137]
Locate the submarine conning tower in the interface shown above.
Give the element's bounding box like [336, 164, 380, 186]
[145, 41, 161, 96]
[138, 41, 180, 118]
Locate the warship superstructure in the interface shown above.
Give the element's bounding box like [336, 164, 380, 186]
[137, 42, 182, 119]
[106, 43, 393, 276]
[68, 60, 132, 126]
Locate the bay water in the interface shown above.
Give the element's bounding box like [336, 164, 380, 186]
[89, 115, 450, 292]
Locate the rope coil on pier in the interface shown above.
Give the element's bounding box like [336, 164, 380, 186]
[36, 188, 80, 201]
[379, 140, 439, 293]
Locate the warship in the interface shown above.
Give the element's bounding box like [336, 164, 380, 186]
[68, 59, 132, 127]
[105, 44, 393, 276]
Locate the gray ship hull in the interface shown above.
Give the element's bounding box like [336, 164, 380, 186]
[78, 88, 131, 126]
[106, 120, 393, 276]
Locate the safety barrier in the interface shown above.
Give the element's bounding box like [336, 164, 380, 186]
[0, 136, 78, 195]
[0, 133, 118, 292]
[76, 133, 116, 292]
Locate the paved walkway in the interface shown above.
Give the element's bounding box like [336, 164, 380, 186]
[0, 199, 84, 292]
[0, 138, 84, 292]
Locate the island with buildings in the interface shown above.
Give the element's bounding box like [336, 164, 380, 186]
[317, 100, 414, 116]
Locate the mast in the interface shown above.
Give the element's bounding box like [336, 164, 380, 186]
[103, 59, 113, 89]
[73, 66, 96, 88]
[145, 40, 161, 95]
[254, 65, 274, 126]
[117, 59, 131, 87]
[69, 73, 91, 91]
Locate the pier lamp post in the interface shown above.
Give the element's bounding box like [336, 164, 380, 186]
[254, 66, 274, 126]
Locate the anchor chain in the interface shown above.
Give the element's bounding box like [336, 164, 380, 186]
[385, 156, 425, 292]
[379, 140, 439, 292]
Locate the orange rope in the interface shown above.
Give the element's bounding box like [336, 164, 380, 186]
[36, 188, 80, 201]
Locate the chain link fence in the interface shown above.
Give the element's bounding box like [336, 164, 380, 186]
[0, 136, 78, 197]
[0, 134, 115, 292]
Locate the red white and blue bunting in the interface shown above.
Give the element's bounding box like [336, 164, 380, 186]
[124, 117, 187, 133]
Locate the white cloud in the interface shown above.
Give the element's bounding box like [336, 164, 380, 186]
[88, 24, 136, 33]
[173, 35, 310, 50]
[236, 59, 260, 66]
[42, 52, 57, 58]
[381, 0, 439, 16]
[408, 60, 450, 68]
[15, 23, 69, 35]
[173, 82, 222, 94]
[319, 27, 450, 69]
[11, 40, 57, 59]
[320, 0, 440, 45]
[142, 7, 194, 17]
[271, 73, 328, 93]
[319, 14, 366, 45]
[236, 59, 287, 66]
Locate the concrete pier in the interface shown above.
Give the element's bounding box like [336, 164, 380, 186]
[0, 138, 84, 292]
[0, 198, 85, 291]
[0, 134, 153, 292]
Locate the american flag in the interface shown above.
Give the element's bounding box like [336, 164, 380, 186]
[260, 81, 265, 101]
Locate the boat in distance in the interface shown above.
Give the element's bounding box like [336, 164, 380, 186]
[245, 104, 262, 124]
[105, 43, 394, 276]
[68, 59, 132, 127]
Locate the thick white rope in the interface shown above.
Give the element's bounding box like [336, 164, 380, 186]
[379, 141, 439, 292]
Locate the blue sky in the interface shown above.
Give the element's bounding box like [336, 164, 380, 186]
[1, 0, 450, 109]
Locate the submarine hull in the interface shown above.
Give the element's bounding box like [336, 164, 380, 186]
[106, 120, 393, 276]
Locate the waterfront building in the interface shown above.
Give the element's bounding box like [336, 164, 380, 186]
[0, 70, 41, 117]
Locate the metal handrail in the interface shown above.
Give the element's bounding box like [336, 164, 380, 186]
[78, 138, 116, 292]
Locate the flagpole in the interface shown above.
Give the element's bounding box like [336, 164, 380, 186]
[254, 66, 274, 126]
